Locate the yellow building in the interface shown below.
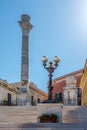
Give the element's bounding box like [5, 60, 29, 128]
[11, 82, 47, 105]
[80, 60, 87, 107]
[0, 79, 47, 106]
[0, 79, 17, 105]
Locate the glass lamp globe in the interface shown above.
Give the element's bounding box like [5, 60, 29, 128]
[54, 56, 60, 63]
[42, 56, 48, 63]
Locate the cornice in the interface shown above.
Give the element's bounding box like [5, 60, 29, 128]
[53, 69, 83, 83]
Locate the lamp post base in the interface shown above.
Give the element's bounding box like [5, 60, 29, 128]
[42, 99, 59, 103]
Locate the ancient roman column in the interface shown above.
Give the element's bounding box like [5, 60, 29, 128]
[18, 14, 33, 86]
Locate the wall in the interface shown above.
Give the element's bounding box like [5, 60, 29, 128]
[0, 80, 16, 104]
[80, 60, 87, 107]
[52, 70, 83, 100]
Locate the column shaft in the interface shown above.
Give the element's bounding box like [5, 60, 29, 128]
[21, 35, 29, 83]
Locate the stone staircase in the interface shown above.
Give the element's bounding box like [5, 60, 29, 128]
[62, 106, 87, 124]
[0, 106, 38, 124]
[0, 106, 87, 129]
[0, 124, 87, 130]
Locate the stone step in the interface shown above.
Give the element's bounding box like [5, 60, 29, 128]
[62, 106, 87, 124]
[0, 106, 38, 124]
[0, 124, 87, 130]
[0, 123, 87, 127]
[0, 112, 37, 114]
[0, 128, 83, 129]
[0, 106, 37, 110]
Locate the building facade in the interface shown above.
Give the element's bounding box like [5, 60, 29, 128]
[80, 60, 87, 107]
[52, 69, 83, 105]
[0, 79, 17, 105]
[11, 82, 47, 105]
[0, 79, 47, 106]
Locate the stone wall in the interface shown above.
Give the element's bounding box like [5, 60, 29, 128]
[52, 69, 83, 100]
[0, 79, 17, 104]
[80, 60, 87, 107]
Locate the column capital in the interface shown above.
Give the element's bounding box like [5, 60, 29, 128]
[18, 14, 33, 34]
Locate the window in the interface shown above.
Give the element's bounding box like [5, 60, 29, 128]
[31, 96, 34, 102]
[77, 88, 81, 97]
[7, 93, 11, 106]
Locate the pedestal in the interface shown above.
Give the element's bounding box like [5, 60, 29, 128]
[17, 87, 31, 106]
[37, 103, 63, 123]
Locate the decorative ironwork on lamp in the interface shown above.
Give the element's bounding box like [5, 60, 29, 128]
[42, 56, 60, 102]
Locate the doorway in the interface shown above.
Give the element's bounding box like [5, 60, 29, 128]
[7, 93, 11, 106]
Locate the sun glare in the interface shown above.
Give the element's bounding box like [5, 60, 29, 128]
[79, 0, 87, 32]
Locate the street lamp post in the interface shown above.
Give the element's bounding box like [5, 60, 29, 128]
[42, 56, 60, 102]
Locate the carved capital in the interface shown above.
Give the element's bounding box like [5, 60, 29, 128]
[19, 22, 33, 32]
[18, 14, 33, 34]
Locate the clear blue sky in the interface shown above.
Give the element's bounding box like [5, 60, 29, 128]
[0, 0, 87, 92]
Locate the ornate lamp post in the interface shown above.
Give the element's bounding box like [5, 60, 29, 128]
[42, 56, 60, 102]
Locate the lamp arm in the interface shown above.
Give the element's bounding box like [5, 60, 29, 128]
[53, 63, 58, 69]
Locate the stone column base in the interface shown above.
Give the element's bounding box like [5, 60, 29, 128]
[17, 92, 31, 106]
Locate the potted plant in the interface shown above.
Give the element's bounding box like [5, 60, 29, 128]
[50, 113, 58, 122]
[38, 113, 58, 123]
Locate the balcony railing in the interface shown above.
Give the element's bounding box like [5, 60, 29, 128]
[0, 98, 81, 106]
[0, 100, 39, 106]
[0, 101, 17, 106]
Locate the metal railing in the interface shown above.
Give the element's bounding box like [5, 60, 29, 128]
[63, 99, 78, 105]
[0, 100, 39, 106]
[0, 101, 17, 106]
[0, 98, 81, 106]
